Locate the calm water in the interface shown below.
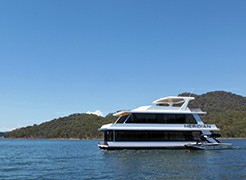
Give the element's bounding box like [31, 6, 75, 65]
[0, 139, 245, 180]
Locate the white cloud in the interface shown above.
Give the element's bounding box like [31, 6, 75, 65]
[0, 126, 16, 132]
[86, 110, 104, 117]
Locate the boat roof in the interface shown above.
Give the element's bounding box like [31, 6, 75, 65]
[114, 96, 206, 117]
[153, 96, 194, 105]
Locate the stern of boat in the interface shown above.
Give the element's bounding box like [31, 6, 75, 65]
[98, 141, 109, 149]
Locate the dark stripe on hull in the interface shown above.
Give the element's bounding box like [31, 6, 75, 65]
[99, 146, 186, 150]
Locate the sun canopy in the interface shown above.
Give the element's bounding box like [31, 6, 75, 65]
[153, 96, 194, 105]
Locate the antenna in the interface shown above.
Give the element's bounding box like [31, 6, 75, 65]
[189, 88, 194, 97]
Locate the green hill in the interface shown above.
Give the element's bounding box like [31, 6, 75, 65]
[4, 114, 115, 139]
[180, 91, 246, 137]
[4, 91, 246, 139]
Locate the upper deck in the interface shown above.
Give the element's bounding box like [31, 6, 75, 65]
[114, 96, 206, 117]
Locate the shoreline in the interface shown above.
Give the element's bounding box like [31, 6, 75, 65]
[2, 137, 246, 140]
[1, 137, 101, 140]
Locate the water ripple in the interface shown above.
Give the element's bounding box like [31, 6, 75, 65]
[0, 139, 245, 179]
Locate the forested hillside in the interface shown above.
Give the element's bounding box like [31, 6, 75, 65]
[4, 114, 115, 139]
[180, 91, 246, 137]
[4, 91, 246, 139]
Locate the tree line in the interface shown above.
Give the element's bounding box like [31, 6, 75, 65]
[4, 91, 246, 139]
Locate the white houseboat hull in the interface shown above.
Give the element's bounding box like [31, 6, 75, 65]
[98, 141, 196, 150]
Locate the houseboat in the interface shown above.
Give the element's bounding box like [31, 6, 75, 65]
[98, 96, 231, 150]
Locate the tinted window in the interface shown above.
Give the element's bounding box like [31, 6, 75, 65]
[115, 116, 128, 123]
[104, 131, 113, 141]
[125, 113, 196, 124]
[114, 130, 200, 141]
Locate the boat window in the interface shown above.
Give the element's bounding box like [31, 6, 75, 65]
[125, 113, 197, 124]
[115, 115, 129, 123]
[114, 131, 201, 141]
[104, 131, 113, 141]
[185, 114, 197, 124]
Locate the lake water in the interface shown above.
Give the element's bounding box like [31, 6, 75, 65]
[0, 139, 245, 179]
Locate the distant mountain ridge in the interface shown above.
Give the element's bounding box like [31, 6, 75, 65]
[5, 114, 115, 139]
[4, 91, 246, 139]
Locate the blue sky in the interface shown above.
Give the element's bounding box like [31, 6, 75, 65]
[0, 0, 246, 131]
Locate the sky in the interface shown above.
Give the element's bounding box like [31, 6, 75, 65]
[0, 0, 246, 131]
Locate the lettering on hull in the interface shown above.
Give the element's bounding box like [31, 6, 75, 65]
[184, 124, 212, 128]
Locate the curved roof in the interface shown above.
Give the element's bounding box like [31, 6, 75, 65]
[153, 96, 194, 105]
